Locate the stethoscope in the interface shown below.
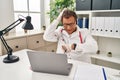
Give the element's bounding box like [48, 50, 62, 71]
[60, 29, 83, 59]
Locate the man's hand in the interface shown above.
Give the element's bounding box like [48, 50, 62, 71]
[62, 43, 77, 53]
[57, 8, 67, 22]
[62, 44, 71, 53]
[62, 45, 67, 52]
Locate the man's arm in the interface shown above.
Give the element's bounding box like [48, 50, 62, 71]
[43, 20, 59, 42]
[43, 8, 67, 42]
[62, 29, 98, 55]
[75, 35, 98, 54]
[74, 29, 98, 54]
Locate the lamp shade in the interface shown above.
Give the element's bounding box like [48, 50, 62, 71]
[22, 16, 34, 30]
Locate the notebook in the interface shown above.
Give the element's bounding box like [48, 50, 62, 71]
[74, 65, 105, 80]
[27, 51, 72, 75]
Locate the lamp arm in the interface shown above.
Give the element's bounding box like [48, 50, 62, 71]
[0, 18, 24, 57]
[0, 36, 12, 60]
[0, 36, 12, 52]
[1, 18, 24, 36]
[0, 18, 24, 63]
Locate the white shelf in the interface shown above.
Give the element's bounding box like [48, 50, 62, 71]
[92, 9, 120, 13]
[76, 9, 120, 13]
[76, 11, 91, 15]
[92, 34, 120, 39]
[91, 53, 120, 64]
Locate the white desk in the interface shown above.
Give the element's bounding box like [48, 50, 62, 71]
[0, 49, 120, 80]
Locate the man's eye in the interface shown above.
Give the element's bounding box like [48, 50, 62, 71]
[70, 23, 73, 25]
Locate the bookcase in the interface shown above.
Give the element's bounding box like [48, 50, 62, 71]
[76, 10, 120, 70]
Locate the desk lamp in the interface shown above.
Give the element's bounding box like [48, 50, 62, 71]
[0, 15, 34, 63]
[22, 16, 34, 33]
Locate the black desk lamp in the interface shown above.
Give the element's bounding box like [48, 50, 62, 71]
[0, 16, 34, 63]
[22, 16, 34, 30]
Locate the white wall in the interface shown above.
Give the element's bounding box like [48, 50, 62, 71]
[0, 0, 14, 32]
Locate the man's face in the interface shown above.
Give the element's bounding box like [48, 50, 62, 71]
[62, 16, 76, 34]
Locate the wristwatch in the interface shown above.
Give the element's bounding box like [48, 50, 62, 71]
[73, 43, 77, 50]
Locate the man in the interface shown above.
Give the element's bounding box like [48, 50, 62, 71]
[43, 8, 98, 63]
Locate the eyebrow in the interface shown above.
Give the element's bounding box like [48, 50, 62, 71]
[63, 21, 75, 24]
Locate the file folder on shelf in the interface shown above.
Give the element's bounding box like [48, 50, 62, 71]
[96, 17, 105, 35]
[92, 17, 104, 35]
[91, 17, 96, 34]
[104, 17, 110, 36]
[85, 17, 89, 29]
[104, 17, 115, 36]
[77, 17, 89, 29]
[77, 18, 83, 28]
[107, 17, 115, 36]
[114, 17, 120, 37]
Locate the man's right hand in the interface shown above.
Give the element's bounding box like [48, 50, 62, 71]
[62, 44, 71, 53]
[56, 8, 67, 22]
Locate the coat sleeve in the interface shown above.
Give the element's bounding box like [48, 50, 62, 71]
[43, 20, 61, 42]
[43, 8, 68, 42]
[75, 29, 98, 55]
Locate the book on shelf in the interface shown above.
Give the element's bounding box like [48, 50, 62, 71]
[77, 18, 83, 28]
[77, 17, 89, 29]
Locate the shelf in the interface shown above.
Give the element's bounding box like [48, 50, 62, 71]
[91, 53, 120, 64]
[76, 9, 120, 13]
[91, 9, 120, 13]
[76, 11, 91, 15]
[92, 34, 120, 39]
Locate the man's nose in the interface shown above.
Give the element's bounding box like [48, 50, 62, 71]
[66, 25, 71, 30]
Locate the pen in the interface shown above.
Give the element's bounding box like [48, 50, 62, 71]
[102, 67, 107, 80]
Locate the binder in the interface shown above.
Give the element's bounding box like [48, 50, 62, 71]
[104, 17, 110, 36]
[108, 17, 114, 36]
[96, 17, 105, 35]
[104, 17, 114, 36]
[114, 17, 120, 36]
[77, 18, 83, 28]
[82, 17, 89, 29]
[91, 17, 96, 34]
[85, 17, 89, 29]
[78, 17, 89, 29]
[94, 17, 104, 35]
[95, 17, 99, 35]
[83, 17, 86, 28]
[76, 0, 92, 10]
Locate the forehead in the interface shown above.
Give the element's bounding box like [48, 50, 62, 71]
[62, 16, 75, 23]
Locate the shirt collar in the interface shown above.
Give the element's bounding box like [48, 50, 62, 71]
[62, 25, 80, 38]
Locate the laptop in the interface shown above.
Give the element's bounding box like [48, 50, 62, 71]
[27, 51, 72, 75]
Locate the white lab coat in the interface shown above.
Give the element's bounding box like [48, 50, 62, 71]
[43, 20, 98, 63]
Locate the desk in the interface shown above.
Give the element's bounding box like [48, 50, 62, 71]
[0, 49, 120, 80]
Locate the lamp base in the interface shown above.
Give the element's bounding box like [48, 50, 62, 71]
[3, 55, 19, 63]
